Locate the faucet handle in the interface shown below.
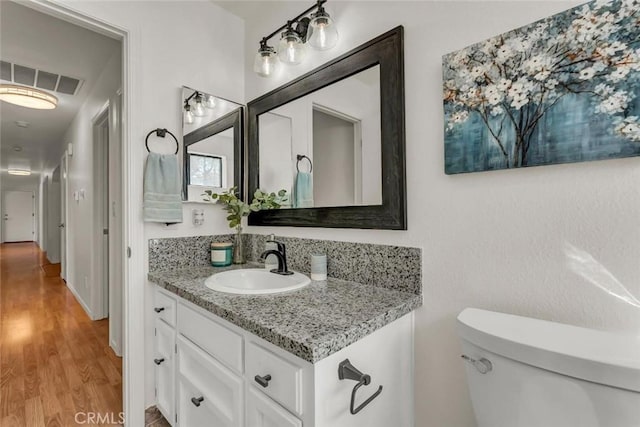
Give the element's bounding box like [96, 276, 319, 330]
[266, 239, 285, 254]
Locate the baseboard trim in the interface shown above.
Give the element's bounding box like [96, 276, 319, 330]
[65, 281, 95, 320]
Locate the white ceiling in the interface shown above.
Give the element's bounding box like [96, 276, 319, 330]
[0, 1, 120, 173]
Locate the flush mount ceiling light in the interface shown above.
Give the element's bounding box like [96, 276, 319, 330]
[8, 169, 31, 176]
[253, 0, 338, 78]
[0, 84, 58, 109]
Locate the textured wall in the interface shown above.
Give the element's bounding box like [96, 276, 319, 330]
[240, 2, 640, 426]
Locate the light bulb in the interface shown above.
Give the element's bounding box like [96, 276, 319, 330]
[183, 105, 194, 124]
[204, 94, 216, 109]
[278, 29, 305, 65]
[307, 9, 338, 51]
[254, 45, 278, 77]
[192, 94, 205, 117]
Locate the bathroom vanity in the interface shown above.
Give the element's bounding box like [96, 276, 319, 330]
[149, 261, 420, 427]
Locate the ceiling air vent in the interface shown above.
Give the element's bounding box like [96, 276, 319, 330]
[0, 60, 84, 96]
[0, 61, 11, 81]
[57, 76, 80, 95]
[13, 65, 36, 86]
[36, 71, 58, 91]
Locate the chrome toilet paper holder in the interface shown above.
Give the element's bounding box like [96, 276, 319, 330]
[338, 359, 383, 415]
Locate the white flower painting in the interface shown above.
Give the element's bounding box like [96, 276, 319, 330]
[443, 0, 640, 174]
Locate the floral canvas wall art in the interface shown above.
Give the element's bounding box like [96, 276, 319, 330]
[443, 0, 640, 174]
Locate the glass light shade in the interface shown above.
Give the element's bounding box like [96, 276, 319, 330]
[278, 30, 306, 65]
[192, 96, 205, 117]
[307, 10, 338, 51]
[0, 84, 57, 109]
[183, 106, 194, 124]
[204, 95, 216, 109]
[254, 45, 278, 78]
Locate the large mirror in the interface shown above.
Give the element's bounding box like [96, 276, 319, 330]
[182, 86, 243, 202]
[247, 26, 405, 229]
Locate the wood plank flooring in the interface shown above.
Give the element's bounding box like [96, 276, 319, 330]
[0, 243, 123, 426]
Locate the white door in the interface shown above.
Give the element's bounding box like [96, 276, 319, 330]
[3, 191, 34, 242]
[61, 152, 68, 280]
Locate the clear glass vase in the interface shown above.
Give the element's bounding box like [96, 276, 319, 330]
[233, 228, 245, 264]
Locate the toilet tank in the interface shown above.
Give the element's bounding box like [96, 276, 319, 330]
[457, 308, 640, 427]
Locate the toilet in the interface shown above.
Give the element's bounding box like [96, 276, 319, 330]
[457, 308, 640, 427]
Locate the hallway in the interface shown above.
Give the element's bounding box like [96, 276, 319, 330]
[0, 243, 122, 426]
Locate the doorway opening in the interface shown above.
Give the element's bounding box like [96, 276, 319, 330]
[312, 105, 363, 207]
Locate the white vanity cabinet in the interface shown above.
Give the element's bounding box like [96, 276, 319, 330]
[152, 286, 415, 427]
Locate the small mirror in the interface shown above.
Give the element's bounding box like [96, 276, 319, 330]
[182, 87, 243, 202]
[258, 66, 381, 209]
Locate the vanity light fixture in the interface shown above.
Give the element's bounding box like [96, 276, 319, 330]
[192, 92, 205, 117]
[204, 94, 217, 109]
[183, 100, 195, 124]
[183, 90, 214, 124]
[0, 84, 58, 109]
[253, 0, 338, 77]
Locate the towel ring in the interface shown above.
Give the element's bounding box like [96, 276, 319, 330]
[145, 128, 179, 155]
[296, 154, 312, 173]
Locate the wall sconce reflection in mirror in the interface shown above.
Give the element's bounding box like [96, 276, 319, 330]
[254, 0, 339, 78]
[183, 90, 217, 124]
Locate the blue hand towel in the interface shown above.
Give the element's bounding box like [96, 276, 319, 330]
[294, 172, 313, 208]
[143, 152, 183, 223]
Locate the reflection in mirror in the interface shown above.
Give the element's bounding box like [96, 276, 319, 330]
[258, 66, 381, 209]
[182, 86, 243, 202]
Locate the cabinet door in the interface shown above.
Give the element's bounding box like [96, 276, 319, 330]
[247, 387, 302, 427]
[177, 336, 243, 427]
[155, 318, 175, 425]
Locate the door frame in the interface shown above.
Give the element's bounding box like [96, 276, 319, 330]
[24, 1, 144, 425]
[92, 103, 110, 321]
[61, 151, 69, 281]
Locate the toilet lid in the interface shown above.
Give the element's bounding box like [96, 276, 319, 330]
[457, 308, 640, 392]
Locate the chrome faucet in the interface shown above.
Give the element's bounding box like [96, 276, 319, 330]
[260, 240, 293, 276]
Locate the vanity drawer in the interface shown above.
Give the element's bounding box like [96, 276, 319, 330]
[177, 336, 243, 427]
[154, 288, 176, 327]
[246, 341, 304, 416]
[177, 303, 243, 373]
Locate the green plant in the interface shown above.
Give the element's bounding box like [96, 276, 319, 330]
[203, 187, 287, 232]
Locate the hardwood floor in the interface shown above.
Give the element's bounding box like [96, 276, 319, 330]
[0, 243, 122, 426]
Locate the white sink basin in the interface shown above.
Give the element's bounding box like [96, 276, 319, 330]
[205, 268, 311, 295]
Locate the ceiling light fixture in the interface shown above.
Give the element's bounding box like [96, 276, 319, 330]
[0, 84, 57, 109]
[8, 169, 31, 176]
[254, 0, 338, 78]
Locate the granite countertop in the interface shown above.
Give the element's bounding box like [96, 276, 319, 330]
[148, 264, 422, 363]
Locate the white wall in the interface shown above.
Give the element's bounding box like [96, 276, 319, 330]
[58, 47, 121, 317]
[51, 0, 246, 410]
[242, 2, 640, 426]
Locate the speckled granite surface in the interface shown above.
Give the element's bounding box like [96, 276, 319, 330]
[149, 234, 422, 295]
[245, 235, 422, 295]
[148, 264, 422, 363]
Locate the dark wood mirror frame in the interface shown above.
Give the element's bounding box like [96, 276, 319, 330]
[247, 26, 406, 229]
[183, 108, 244, 201]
